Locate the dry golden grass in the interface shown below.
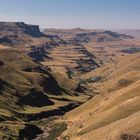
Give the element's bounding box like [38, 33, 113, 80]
[41, 44, 92, 77]
[0, 45, 10, 49]
[60, 53, 140, 140]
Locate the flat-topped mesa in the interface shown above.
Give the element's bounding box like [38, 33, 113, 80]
[0, 22, 45, 37]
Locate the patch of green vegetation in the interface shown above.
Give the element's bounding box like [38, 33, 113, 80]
[63, 136, 70, 140]
[66, 69, 76, 79]
[77, 130, 88, 136]
[45, 122, 67, 140]
[32, 116, 59, 126]
[0, 123, 25, 140]
[118, 79, 132, 87]
[67, 68, 78, 79]
[120, 133, 140, 140]
[80, 76, 102, 85]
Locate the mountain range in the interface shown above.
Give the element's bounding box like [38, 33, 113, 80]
[0, 22, 140, 139]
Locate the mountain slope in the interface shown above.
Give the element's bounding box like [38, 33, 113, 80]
[44, 28, 103, 40]
[0, 22, 66, 64]
[0, 24, 140, 139]
[0, 47, 90, 139]
[0, 22, 64, 47]
[43, 28, 137, 78]
[69, 31, 133, 44]
[60, 52, 140, 140]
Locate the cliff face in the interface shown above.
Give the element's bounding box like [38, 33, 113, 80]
[16, 22, 46, 37]
[0, 22, 65, 46]
[0, 22, 45, 37]
[0, 22, 48, 46]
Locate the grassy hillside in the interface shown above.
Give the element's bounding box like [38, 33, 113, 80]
[0, 23, 140, 139]
[0, 47, 90, 139]
[60, 52, 140, 140]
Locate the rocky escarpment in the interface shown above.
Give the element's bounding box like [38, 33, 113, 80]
[0, 22, 67, 63]
[0, 22, 45, 38]
[0, 22, 45, 46]
[69, 31, 134, 44]
[0, 22, 65, 47]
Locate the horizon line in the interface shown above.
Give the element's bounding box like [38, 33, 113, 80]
[0, 20, 140, 30]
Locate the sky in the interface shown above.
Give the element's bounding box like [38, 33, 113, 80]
[0, 0, 140, 29]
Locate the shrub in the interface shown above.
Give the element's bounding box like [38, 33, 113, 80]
[118, 79, 131, 87]
[121, 133, 140, 140]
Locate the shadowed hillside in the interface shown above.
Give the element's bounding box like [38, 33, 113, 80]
[0, 22, 65, 47]
[0, 47, 91, 139]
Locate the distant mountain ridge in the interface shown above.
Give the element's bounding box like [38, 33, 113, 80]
[43, 28, 103, 40]
[115, 29, 140, 39]
[44, 28, 134, 44]
[0, 22, 65, 47]
[69, 30, 134, 44]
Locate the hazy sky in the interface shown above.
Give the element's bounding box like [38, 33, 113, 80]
[0, 0, 140, 29]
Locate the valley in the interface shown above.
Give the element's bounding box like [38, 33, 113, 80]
[0, 47, 90, 139]
[0, 22, 140, 140]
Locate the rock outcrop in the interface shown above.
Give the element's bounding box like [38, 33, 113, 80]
[0, 22, 45, 38]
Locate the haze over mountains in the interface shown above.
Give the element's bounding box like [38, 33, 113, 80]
[115, 29, 140, 39]
[0, 22, 140, 139]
